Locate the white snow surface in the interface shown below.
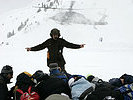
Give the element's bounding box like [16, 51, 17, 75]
[0, 0, 133, 88]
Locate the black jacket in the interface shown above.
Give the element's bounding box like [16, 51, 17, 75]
[0, 74, 10, 100]
[36, 76, 71, 100]
[86, 80, 123, 100]
[30, 38, 81, 67]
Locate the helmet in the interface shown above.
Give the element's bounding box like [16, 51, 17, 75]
[1, 65, 13, 74]
[50, 28, 60, 37]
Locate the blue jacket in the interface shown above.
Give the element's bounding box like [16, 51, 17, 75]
[119, 83, 133, 100]
[50, 69, 68, 83]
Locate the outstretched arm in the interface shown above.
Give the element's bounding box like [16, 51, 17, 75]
[25, 43, 46, 51]
[62, 39, 85, 49]
[25, 40, 49, 51]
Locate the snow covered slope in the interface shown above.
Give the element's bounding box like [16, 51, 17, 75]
[0, 0, 133, 87]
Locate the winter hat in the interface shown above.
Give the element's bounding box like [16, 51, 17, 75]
[32, 70, 48, 82]
[1, 65, 13, 74]
[50, 28, 60, 37]
[23, 71, 32, 77]
[16, 72, 33, 85]
[86, 75, 95, 82]
[32, 70, 44, 79]
[49, 63, 60, 70]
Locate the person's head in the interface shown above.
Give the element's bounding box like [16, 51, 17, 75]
[50, 28, 60, 40]
[16, 71, 33, 85]
[1, 65, 13, 82]
[109, 78, 122, 87]
[86, 75, 95, 82]
[49, 63, 61, 71]
[32, 70, 49, 83]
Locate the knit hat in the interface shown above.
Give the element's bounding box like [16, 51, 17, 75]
[86, 75, 95, 82]
[23, 71, 32, 77]
[32, 70, 44, 79]
[16, 71, 33, 85]
[32, 70, 48, 82]
[1, 65, 13, 74]
[49, 63, 60, 70]
[50, 28, 60, 37]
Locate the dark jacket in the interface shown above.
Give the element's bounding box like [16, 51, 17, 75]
[36, 75, 71, 100]
[0, 74, 11, 100]
[50, 68, 68, 83]
[109, 74, 133, 88]
[30, 38, 81, 67]
[120, 74, 133, 85]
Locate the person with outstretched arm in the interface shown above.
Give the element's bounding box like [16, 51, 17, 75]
[26, 28, 85, 72]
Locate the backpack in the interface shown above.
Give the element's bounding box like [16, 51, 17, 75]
[86, 78, 117, 100]
[16, 86, 40, 100]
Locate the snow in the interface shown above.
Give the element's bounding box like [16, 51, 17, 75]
[0, 0, 133, 88]
[0, 0, 33, 15]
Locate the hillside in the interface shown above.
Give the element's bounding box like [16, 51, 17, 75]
[0, 0, 133, 86]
